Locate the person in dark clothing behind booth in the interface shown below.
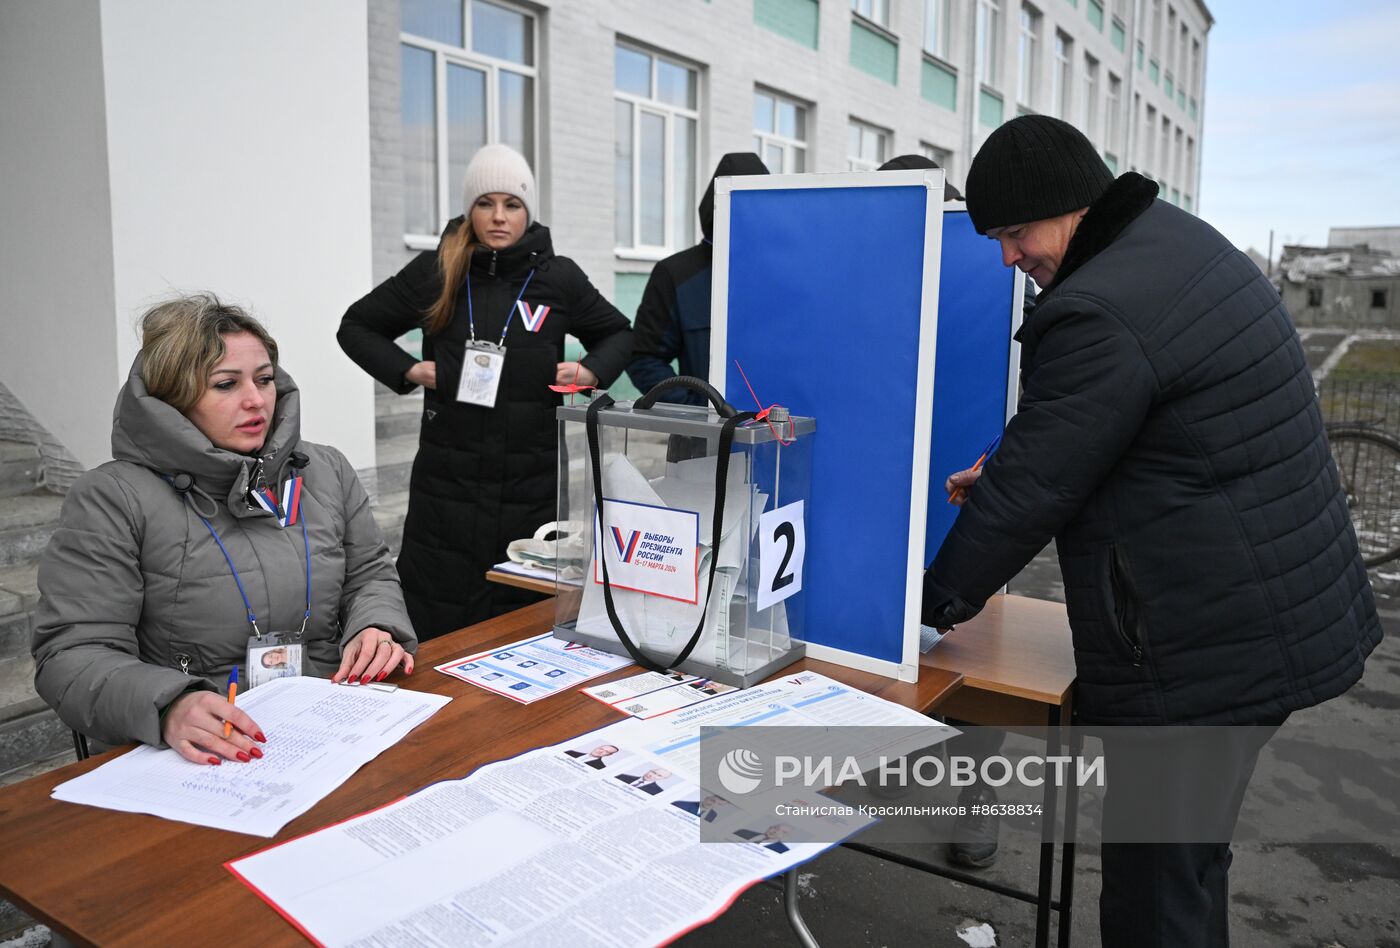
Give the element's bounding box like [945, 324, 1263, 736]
[338, 144, 633, 640]
[876, 153, 965, 201]
[921, 115, 1380, 946]
[625, 153, 768, 405]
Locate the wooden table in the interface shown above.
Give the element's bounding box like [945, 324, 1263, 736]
[484, 567, 557, 596]
[0, 600, 961, 947]
[923, 594, 1076, 727]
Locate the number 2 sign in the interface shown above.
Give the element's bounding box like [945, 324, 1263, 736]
[757, 500, 806, 611]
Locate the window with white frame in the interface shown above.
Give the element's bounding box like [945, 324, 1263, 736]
[1173, 126, 1184, 191]
[1130, 93, 1141, 170]
[1082, 54, 1100, 142]
[1166, 6, 1177, 66]
[848, 119, 889, 171]
[1051, 31, 1072, 119]
[976, 0, 1002, 86]
[1143, 104, 1157, 176]
[614, 43, 700, 256]
[1106, 72, 1122, 153]
[1178, 24, 1189, 91]
[921, 142, 955, 182]
[400, 0, 538, 245]
[754, 88, 808, 173]
[852, 0, 890, 28]
[1159, 115, 1171, 183]
[925, 0, 952, 59]
[1017, 4, 1041, 108]
[1190, 38, 1201, 100]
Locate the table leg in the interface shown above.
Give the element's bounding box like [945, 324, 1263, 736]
[1035, 705, 1062, 948]
[784, 870, 820, 948]
[1057, 716, 1082, 947]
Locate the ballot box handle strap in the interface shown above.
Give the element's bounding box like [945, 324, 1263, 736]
[585, 393, 754, 673]
[634, 376, 738, 418]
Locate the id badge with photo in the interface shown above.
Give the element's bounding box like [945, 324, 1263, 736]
[246, 631, 305, 689]
[457, 341, 506, 408]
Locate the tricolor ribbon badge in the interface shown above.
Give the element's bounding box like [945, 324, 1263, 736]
[610, 526, 641, 564]
[251, 475, 303, 527]
[516, 300, 551, 333]
[250, 486, 282, 523]
[281, 475, 303, 527]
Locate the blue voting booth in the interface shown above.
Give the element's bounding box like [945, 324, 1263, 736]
[925, 209, 1023, 565]
[710, 172, 1019, 680]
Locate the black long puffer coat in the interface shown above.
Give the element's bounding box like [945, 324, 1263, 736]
[339, 221, 633, 639]
[923, 173, 1381, 725]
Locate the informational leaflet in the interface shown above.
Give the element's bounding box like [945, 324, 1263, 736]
[51, 677, 450, 837]
[228, 672, 952, 946]
[582, 670, 738, 719]
[435, 632, 634, 703]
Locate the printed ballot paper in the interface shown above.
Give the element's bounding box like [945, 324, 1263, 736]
[436, 632, 634, 703]
[51, 677, 450, 837]
[228, 672, 953, 946]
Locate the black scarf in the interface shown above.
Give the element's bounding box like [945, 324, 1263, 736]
[1043, 172, 1160, 294]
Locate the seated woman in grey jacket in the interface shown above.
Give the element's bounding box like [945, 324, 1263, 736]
[32, 294, 416, 765]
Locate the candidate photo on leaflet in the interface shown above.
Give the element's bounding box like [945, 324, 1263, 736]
[32, 294, 416, 765]
[564, 744, 619, 769]
[338, 144, 633, 640]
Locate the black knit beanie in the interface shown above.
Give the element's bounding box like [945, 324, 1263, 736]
[965, 115, 1114, 234]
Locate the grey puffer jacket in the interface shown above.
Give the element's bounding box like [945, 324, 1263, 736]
[32, 358, 415, 747]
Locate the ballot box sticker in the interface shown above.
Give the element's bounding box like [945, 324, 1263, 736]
[594, 498, 700, 603]
[758, 500, 806, 611]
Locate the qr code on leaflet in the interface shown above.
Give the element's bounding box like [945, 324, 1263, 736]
[623, 703, 647, 714]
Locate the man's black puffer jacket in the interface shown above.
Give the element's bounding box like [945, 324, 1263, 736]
[923, 174, 1381, 724]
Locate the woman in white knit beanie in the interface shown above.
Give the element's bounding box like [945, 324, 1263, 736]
[338, 143, 634, 639]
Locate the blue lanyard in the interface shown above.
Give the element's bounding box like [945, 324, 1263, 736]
[196, 497, 312, 640]
[466, 268, 537, 346]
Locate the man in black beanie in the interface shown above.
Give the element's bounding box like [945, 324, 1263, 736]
[922, 115, 1379, 945]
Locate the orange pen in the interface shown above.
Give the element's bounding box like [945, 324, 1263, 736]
[223, 666, 239, 738]
[948, 435, 1003, 505]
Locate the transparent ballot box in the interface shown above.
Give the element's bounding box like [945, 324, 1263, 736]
[553, 379, 814, 687]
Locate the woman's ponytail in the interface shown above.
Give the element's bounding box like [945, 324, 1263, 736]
[425, 222, 476, 335]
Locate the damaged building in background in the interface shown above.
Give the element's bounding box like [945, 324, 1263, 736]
[1280, 239, 1400, 329]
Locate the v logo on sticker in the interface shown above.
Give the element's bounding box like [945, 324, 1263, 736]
[610, 526, 642, 563]
[516, 300, 551, 332]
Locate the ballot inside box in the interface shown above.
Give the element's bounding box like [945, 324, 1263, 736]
[552, 377, 815, 688]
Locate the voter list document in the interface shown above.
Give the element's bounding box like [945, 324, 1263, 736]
[51, 677, 451, 837]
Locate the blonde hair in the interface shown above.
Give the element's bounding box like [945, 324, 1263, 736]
[139, 293, 279, 413]
[425, 220, 482, 336]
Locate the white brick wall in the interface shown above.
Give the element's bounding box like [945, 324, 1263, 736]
[367, 0, 1210, 304]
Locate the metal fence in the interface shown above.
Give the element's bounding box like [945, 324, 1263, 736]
[1317, 379, 1400, 439]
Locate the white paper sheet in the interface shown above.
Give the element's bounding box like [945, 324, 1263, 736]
[51, 677, 450, 837]
[228, 672, 953, 946]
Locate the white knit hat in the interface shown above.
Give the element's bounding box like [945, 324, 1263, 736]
[461, 143, 536, 222]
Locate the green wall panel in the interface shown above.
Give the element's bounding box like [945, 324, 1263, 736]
[978, 88, 1004, 128]
[921, 58, 958, 110]
[755, 0, 819, 49]
[850, 19, 899, 85]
